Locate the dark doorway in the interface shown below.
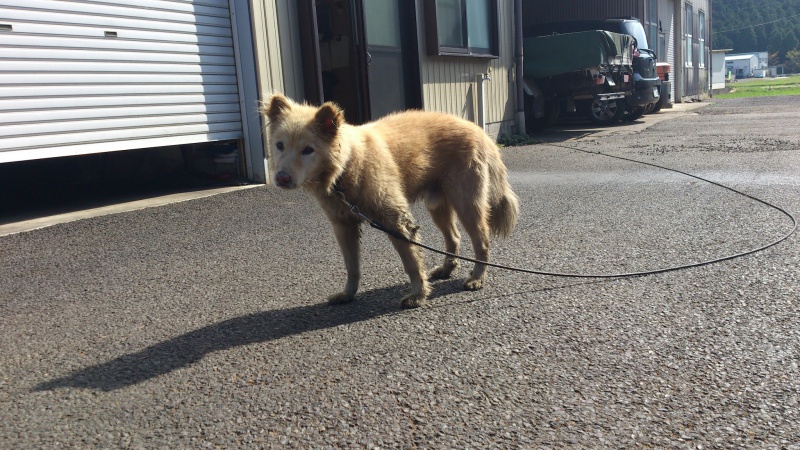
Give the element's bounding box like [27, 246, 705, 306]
[297, 0, 421, 124]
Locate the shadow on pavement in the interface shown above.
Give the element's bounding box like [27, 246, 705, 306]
[31, 279, 466, 392]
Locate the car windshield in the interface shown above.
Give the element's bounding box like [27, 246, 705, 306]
[620, 22, 650, 50]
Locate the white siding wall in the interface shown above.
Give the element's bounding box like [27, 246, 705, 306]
[0, 0, 243, 163]
[711, 51, 727, 89]
[658, 0, 676, 101]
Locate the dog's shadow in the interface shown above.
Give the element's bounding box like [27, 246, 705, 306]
[31, 279, 465, 392]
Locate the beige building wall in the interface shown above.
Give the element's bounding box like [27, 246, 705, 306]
[415, 0, 518, 138]
[249, 0, 304, 102]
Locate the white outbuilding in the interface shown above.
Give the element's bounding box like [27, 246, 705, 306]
[725, 51, 768, 79]
[712, 49, 732, 90]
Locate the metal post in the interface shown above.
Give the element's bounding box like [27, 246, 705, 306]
[514, 0, 526, 135]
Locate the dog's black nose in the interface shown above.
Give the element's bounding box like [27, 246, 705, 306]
[275, 171, 293, 188]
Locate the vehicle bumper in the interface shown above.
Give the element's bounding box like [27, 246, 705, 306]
[627, 78, 662, 107]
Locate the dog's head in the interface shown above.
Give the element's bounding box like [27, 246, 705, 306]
[260, 94, 346, 192]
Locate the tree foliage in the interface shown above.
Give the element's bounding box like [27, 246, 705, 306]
[713, 0, 800, 65]
[786, 49, 800, 73]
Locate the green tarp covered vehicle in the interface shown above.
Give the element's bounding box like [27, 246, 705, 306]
[522, 30, 635, 128]
[523, 30, 633, 78]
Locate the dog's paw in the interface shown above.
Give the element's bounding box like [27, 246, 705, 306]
[400, 293, 427, 309]
[327, 292, 355, 305]
[463, 277, 484, 291]
[428, 263, 458, 280]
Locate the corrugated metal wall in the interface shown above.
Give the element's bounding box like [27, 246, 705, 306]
[658, 0, 676, 101]
[674, 0, 710, 100]
[681, 0, 705, 98]
[0, 0, 243, 163]
[416, 0, 516, 137]
[522, 0, 644, 27]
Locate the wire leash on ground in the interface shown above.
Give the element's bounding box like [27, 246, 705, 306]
[333, 142, 797, 279]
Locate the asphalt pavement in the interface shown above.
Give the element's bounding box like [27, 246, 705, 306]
[2, 96, 800, 448]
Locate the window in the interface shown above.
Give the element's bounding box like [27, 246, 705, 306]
[698, 11, 706, 68]
[645, 0, 658, 52]
[685, 3, 693, 67]
[425, 0, 498, 57]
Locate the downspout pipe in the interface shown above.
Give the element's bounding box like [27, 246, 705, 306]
[708, 0, 713, 97]
[514, 0, 526, 135]
[477, 73, 491, 132]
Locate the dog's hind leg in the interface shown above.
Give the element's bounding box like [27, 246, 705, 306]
[425, 196, 461, 280]
[328, 219, 361, 305]
[457, 210, 491, 290]
[450, 173, 491, 291]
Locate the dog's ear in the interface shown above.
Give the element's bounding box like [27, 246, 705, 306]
[261, 94, 293, 123]
[314, 102, 344, 140]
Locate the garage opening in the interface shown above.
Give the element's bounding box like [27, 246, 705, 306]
[0, 141, 247, 228]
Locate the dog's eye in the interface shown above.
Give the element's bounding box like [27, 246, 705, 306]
[302, 146, 314, 155]
[276, 141, 284, 151]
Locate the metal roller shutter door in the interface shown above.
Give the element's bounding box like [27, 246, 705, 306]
[0, 0, 243, 163]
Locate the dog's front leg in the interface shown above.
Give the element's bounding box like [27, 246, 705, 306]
[385, 214, 430, 308]
[328, 219, 361, 305]
[389, 237, 430, 309]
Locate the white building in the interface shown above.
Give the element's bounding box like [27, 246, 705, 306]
[712, 49, 732, 90]
[725, 51, 768, 79]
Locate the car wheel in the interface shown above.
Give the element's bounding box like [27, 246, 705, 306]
[651, 98, 664, 113]
[622, 106, 646, 122]
[587, 98, 624, 124]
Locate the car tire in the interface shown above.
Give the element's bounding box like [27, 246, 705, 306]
[587, 98, 624, 124]
[651, 98, 664, 113]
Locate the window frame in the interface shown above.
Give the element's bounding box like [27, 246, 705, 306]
[698, 10, 706, 68]
[645, 0, 659, 53]
[424, 0, 499, 58]
[685, 3, 693, 68]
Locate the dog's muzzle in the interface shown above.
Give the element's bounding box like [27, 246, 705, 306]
[274, 171, 295, 189]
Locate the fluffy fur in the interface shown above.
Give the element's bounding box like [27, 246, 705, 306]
[261, 93, 519, 308]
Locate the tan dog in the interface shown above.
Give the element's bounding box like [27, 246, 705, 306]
[261, 94, 519, 308]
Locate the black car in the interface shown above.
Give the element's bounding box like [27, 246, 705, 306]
[525, 18, 662, 121]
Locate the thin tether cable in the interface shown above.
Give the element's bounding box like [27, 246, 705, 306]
[337, 142, 797, 279]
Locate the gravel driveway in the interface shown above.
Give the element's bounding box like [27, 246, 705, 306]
[2, 96, 799, 448]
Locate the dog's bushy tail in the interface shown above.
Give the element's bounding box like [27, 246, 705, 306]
[486, 142, 520, 238]
[489, 185, 519, 238]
